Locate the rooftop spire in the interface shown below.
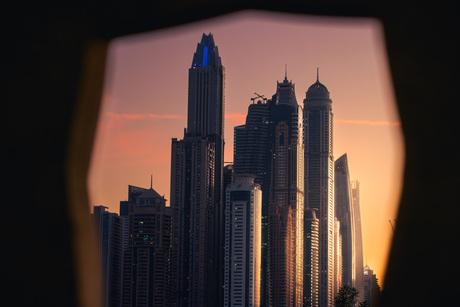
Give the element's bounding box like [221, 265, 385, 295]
[317, 67, 319, 82]
[150, 174, 153, 189]
[285, 64, 288, 80]
[191, 33, 222, 68]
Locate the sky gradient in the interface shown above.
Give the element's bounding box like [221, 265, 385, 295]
[88, 10, 404, 285]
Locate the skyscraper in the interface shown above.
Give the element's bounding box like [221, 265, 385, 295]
[335, 155, 365, 298]
[303, 70, 334, 307]
[121, 185, 173, 307]
[92, 206, 124, 307]
[363, 265, 380, 306]
[224, 175, 262, 307]
[170, 33, 225, 307]
[334, 154, 353, 287]
[351, 180, 364, 297]
[267, 75, 304, 306]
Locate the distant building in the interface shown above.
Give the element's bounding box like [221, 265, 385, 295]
[121, 185, 173, 307]
[92, 206, 124, 307]
[304, 70, 334, 307]
[334, 154, 353, 288]
[224, 175, 262, 307]
[335, 156, 365, 299]
[351, 180, 364, 297]
[120, 185, 151, 251]
[363, 265, 381, 306]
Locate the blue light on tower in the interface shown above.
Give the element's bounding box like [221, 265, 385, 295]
[203, 45, 208, 67]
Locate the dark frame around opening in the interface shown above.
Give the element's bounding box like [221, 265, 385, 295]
[2, 2, 459, 306]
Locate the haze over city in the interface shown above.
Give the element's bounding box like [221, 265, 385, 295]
[88, 10, 404, 284]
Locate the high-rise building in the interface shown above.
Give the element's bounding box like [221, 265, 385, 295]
[304, 208, 319, 307]
[303, 70, 334, 307]
[266, 75, 304, 306]
[121, 185, 173, 307]
[363, 265, 381, 307]
[92, 206, 124, 307]
[334, 154, 353, 287]
[170, 33, 225, 307]
[233, 97, 271, 305]
[335, 156, 365, 298]
[224, 175, 262, 307]
[351, 180, 364, 298]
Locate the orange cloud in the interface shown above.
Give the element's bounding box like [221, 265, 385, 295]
[106, 112, 185, 120]
[106, 111, 247, 122]
[335, 119, 401, 126]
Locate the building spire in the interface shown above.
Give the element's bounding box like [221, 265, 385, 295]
[150, 174, 153, 189]
[285, 64, 288, 80]
[317, 67, 319, 82]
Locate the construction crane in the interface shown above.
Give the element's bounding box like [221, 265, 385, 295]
[251, 92, 267, 103]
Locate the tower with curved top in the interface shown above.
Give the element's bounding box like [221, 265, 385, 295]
[303, 70, 334, 307]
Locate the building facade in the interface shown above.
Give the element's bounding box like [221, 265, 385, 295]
[304, 208, 319, 307]
[121, 186, 173, 307]
[170, 33, 225, 307]
[224, 175, 262, 307]
[303, 71, 334, 307]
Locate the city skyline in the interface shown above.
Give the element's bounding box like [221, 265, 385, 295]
[88, 10, 404, 282]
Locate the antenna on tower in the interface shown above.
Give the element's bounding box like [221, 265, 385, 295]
[317, 67, 319, 82]
[285, 64, 288, 80]
[150, 174, 153, 189]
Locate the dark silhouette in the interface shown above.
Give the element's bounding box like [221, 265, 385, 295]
[334, 285, 360, 307]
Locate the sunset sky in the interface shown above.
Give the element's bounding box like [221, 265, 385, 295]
[88, 10, 404, 284]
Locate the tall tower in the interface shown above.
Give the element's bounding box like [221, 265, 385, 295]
[303, 70, 334, 307]
[224, 175, 262, 307]
[170, 33, 225, 307]
[267, 75, 304, 306]
[351, 180, 364, 298]
[334, 154, 353, 287]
